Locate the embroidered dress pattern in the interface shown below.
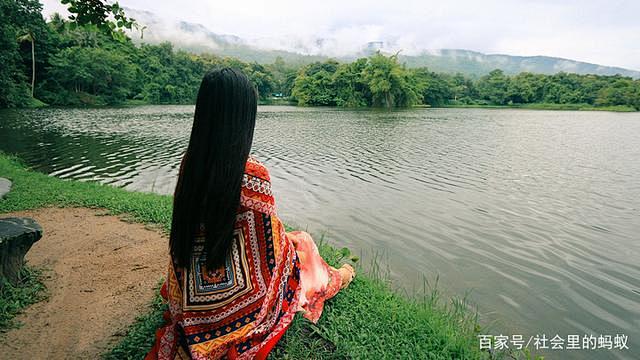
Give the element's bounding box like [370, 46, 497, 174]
[147, 157, 341, 360]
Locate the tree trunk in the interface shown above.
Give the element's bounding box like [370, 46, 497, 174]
[30, 36, 35, 97]
[17, 32, 35, 97]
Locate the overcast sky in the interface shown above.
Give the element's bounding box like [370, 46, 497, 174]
[41, 0, 640, 70]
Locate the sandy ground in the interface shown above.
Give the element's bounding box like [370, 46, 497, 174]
[0, 207, 168, 359]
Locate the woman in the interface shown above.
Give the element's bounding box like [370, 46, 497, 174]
[146, 68, 355, 360]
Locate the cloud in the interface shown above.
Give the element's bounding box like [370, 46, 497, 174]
[123, 9, 222, 51]
[40, 0, 640, 70]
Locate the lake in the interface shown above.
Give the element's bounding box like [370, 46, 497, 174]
[1, 106, 639, 359]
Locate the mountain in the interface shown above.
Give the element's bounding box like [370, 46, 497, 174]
[126, 9, 640, 78]
[127, 9, 327, 66]
[397, 49, 640, 78]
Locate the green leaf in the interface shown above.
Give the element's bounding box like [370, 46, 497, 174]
[339, 247, 351, 257]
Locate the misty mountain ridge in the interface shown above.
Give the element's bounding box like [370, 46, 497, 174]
[126, 8, 640, 78]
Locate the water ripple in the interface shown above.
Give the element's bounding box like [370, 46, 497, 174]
[1, 106, 639, 360]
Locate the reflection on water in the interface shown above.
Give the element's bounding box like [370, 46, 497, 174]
[1, 106, 639, 359]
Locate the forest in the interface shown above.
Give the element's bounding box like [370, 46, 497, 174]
[2, 0, 639, 110]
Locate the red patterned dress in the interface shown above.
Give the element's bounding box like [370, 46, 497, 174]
[146, 157, 341, 360]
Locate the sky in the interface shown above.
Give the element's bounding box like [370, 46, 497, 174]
[41, 0, 640, 70]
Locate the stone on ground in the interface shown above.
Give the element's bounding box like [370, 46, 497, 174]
[0, 177, 11, 199]
[0, 217, 42, 286]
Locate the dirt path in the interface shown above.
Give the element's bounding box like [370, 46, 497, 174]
[0, 207, 168, 359]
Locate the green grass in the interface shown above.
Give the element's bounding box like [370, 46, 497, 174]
[123, 99, 151, 107]
[0, 155, 173, 228]
[23, 97, 48, 108]
[0, 153, 490, 359]
[0, 266, 47, 332]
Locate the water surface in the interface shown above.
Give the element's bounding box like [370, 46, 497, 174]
[1, 106, 639, 359]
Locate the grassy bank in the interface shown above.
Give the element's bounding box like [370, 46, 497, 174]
[0, 153, 489, 359]
[442, 102, 637, 112]
[0, 267, 47, 332]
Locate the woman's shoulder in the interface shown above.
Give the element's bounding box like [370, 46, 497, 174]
[245, 155, 270, 182]
[241, 155, 276, 215]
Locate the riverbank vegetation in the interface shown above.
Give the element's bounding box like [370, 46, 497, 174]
[292, 61, 640, 109]
[0, 152, 490, 359]
[0, 267, 46, 332]
[2, 0, 639, 111]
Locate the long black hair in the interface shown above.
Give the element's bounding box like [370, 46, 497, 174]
[170, 68, 258, 268]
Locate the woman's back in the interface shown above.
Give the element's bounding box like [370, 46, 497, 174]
[147, 69, 353, 360]
[154, 157, 301, 359]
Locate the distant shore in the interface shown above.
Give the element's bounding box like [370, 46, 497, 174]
[12, 98, 637, 113]
[439, 103, 637, 112]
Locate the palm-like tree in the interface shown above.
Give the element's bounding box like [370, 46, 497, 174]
[17, 32, 35, 97]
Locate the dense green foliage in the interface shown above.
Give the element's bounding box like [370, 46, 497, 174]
[0, 153, 488, 359]
[0, 0, 294, 106]
[0, 0, 49, 107]
[59, 0, 137, 42]
[292, 61, 640, 109]
[292, 54, 421, 107]
[472, 70, 640, 108]
[1, 0, 638, 110]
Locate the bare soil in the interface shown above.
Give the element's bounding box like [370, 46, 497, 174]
[0, 207, 167, 359]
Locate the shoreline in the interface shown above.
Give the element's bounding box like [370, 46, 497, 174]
[0, 152, 493, 359]
[440, 103, 637, 112]
[10, 99, 637, 113]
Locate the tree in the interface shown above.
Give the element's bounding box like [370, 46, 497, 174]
[2, 2, 639, 111]
[44, 46, 136, 105]
[268, 56, 297, 97]
[333, 58, 369, 107]
[291, 61, 339, 106]
[0, 0, 48, 107]
[450, 73, 476, 103]
[505, 72, 545, 104]
[477, 69, 510, 105]
[413, 69, 451, 106]
[362, 52, 395, 107]
[0, 0, 25, 107]
[595, 79, 636, 107]
[361, 52, 419, 108]
[246, 62, 275, 99]
[60, 0, 138, 41]
[17, 32, 35, 97]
